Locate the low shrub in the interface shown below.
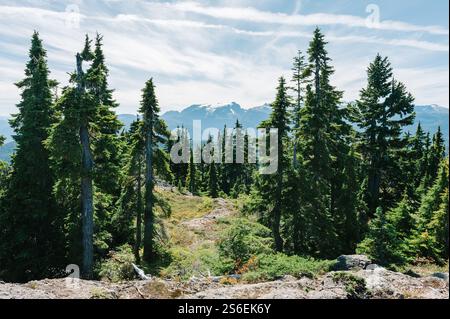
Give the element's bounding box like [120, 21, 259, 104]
[218, 218, 273, 269]
[160, 246, 233, 280]
[241, 253, 333, 282]
[97, 244, 135, 282]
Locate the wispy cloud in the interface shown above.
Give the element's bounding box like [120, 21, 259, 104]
[163, 1, 449, 35]
[0, 1, 448, 116]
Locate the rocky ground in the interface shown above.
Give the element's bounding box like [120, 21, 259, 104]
[1, 259, 448, 299]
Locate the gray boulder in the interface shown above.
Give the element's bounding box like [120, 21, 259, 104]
[431, 272, 449, 282]
[334, 255, 372, 271]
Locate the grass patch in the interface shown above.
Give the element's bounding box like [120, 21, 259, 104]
[397, 259, 449, 277]
[156, 189, 216, 221]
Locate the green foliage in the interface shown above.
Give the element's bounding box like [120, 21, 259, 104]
[0, 32, 64, 282]
[357, 207, 407, 266]
[409, 159, 449, 262]
[351, 54, 415, 216]
[160, 246, 233, 280]
[140, 78, 172, 263]
[242, 253, 333, 282]
[218, 218, 273, 268]
[98, 245, 135, 282]
[332, 272, 371, 299]
[208, 163, 218, 198]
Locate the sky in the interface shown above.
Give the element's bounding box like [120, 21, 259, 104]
[0, 0, 448, 116]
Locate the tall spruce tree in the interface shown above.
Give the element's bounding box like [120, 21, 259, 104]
[352, 54, 415, 216]
[290, 50, 309, 167]
[255, 77, 291, 252]
[140, 78, 171, 263]
[410, 159, 449, 261]
[48, 34, 123, 278]
[296, 28, 357, 258]
[0, 32, 63, 282]
[187, 143, 197, 195]
[427, 127, 446, 184]
[114, 119, 145, 262]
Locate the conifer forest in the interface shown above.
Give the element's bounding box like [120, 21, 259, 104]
[0, 0, 448, 302]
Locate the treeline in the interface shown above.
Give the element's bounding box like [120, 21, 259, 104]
[0, 28, 448, 283]
[245, 28, 448, 267]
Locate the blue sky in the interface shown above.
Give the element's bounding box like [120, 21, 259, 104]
[0, 0, 448, 116]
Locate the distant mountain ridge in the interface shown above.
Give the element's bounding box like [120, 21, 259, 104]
[1, 103, 448, 162]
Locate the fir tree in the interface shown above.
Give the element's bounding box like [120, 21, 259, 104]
[410, 159, 449, 261]
[187, 144, 197, 195]
[296, 28, 356, 258]
[351, 54, 415, 216]
[47, 34, 123, 278]
[427, 127, 446, 183]
[256, 77, 291, 252]
[114, 119, 145, 262]
[290, 50, 309, 167]
[0, 32, 64, 282]
[357, 207, 406, 266]
[140, 78, 171, 263]
[429, 188, 449, 260]
[208, 161, 218, 198]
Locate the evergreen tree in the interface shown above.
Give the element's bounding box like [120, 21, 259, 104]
[256, 77, 291, 252]
[290, 50, 309, 167]
[427, 127, 446, 183]
[47, 34, 124, 278]
[140, 78, 171, 263]
[114, 119, 145, 262]
[357, 207, 406, 266]
[296, 28, 356, 258]
[429, 188, 449, 260]
[410, 159, 449, 261]
[187, 144, 197, 195]
[0, 32, 63, 282]
[412, 123, 427, 184]
[351, 54, 415, 216]
[208, 161, 218, 198]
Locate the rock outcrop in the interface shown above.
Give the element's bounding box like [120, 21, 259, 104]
[1, 266, 448, 299]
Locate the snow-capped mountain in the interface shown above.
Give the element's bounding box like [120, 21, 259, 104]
[160, 102, 272, 133]
[0, 104, 448, 162]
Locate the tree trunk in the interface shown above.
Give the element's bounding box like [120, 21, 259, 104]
[80, 123, 94, 279]
[76, 53, 94, 280]
[273, 173, 283, 252]
[134, 157, 143, 263]
[143, 116, 154, 262]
